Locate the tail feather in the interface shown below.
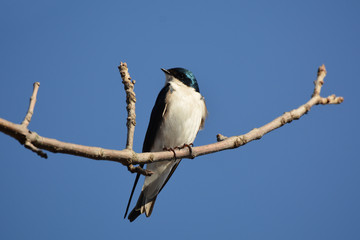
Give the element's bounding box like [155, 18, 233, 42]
[127, 159, 180, 221]
[128, 208, 142, 222]
[127, 191, 157, 222]
[124, 171, 142, 219]
[144, 197, 157, 217]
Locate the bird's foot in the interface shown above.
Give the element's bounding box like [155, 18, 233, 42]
[175, 143, 195, 159]
[163, 147, 177, 160]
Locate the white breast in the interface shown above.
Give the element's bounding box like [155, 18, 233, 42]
[152, 79, 206, 151]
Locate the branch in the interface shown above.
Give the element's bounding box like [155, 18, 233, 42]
[0, 64, 343, 175]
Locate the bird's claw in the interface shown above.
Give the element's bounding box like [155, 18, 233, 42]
[163, 147, 177, 160]
[163, 143, 195, 160]
[175, 143, 195, 159]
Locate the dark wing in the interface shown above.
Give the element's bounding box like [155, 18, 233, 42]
[142, 83, 171, 152]
[124, 83, 170, 219]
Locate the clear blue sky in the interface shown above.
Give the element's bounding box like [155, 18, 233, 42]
[0, 0, 359, 239]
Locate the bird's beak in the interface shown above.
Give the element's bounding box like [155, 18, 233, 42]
[161, 68, 170, 74]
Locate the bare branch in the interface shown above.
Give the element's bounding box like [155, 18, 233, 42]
[0, 117, 133, 164]
[21, 82, 40, 128]
[0, 64, 344, 176]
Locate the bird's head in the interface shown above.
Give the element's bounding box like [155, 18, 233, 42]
[161, 67, 200, 93]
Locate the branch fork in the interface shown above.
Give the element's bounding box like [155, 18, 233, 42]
[13, 82, 48, 158]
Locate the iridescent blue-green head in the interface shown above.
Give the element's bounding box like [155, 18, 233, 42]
[161, 67, 200, 93]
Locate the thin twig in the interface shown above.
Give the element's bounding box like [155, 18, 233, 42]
[318, 94, 344, 104]
[118, 62, 145, 174]
[312, 64, 327, 97]
[21, 82, 40, 127]
[118, 62, 136, 150]
[24, 140, 48, 159]
[127, 164, 153, 176]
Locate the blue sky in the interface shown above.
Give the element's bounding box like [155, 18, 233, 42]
[0, 0, 359, 239]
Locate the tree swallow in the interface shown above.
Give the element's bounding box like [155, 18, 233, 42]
[124, 67, 207, 222]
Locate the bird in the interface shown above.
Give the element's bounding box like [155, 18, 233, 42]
[124, 67, 207, 222]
